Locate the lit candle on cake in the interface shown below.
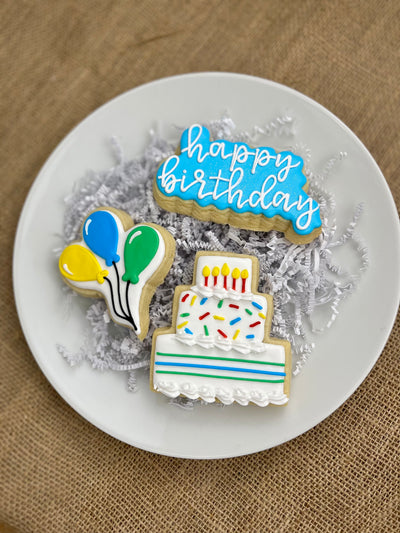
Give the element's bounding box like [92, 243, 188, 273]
[202, 265, 210, 287]
[221, 263, 230, 290]
[212, 266, 220, 287]
[241, 269, 248, 293]
[232, 267, 240, 291]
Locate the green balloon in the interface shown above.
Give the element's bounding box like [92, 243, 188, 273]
[122, 225, 160, 284]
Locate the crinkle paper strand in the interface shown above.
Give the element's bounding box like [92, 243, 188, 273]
[56, 115, 368, 406]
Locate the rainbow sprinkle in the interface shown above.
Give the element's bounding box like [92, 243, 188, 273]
[250, 321, 261, 328]
[258, 312, 266, 319]
[200, 297, 208, 305]
[181, 293, 189, 302]
[177, 321, 188, 329]
[246, 334, 255, 339]
[233, 329, 240, 340]
[245, 308, 253, 315]
[199, 312, 210, 320]
[217, 299, 224, 309]
[213, 315, 225, 321]
[217, 329, 227, 339]
[203, 325, 209, 336]
[184, 328, 193, 335]
[180, 313, 190, 317]
[229, 317, 241, 326]
[251, 301, 263, 310]
[190, 295, 197, 306]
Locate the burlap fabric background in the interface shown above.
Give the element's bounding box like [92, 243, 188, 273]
[1, 1, 399, 532]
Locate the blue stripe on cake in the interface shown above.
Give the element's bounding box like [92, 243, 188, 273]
[155, 361, 285, 376]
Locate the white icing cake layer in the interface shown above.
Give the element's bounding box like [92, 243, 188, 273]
[153, 334, 287, 407]
[176, 290, 268, 354]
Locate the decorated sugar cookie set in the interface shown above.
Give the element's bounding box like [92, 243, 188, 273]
[59, 122, 326, 407]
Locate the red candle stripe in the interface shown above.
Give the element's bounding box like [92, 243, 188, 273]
[199, 312, 210, 320]
[217, 329, 228, 338]
[222, 263, 230, 290]
[212, 266, 220, 287]
[241, 269, 249, 294]
[229, 304, 239, 309]
[241, 278, 247, 293]
[249, 321, 261, 328]
[181, 293, 189, 302]
[202, 266, 210, 287]
[232, 268, 240, 291]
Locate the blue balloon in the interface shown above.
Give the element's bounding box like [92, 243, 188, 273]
[83, 210, 120, 266]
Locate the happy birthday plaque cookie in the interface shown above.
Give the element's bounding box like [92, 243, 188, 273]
[59, 207, 175, 340]
[151, 251, 291, 406]
[154, 124, 322, 244]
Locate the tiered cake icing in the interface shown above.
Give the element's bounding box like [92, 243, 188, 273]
[176, 255, 268, 354]
[151, 252, 291, 407]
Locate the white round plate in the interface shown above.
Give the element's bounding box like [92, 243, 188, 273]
[13, 73, 400, 459]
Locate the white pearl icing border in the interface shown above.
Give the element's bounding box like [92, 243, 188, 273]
[176, 336, 269, 355]
[155, 380, 288, 407]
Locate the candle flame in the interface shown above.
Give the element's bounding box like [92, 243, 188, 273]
[221, 263, 230, 276]
[232, 267, 240, 279]
[202, 265, 211, 277]
[212, 266, 220, 277]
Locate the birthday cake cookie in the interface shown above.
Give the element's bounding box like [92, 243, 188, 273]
[154, 124, 322, 244]
[151, 252, 291, 406]
[59, 207, 175, 340]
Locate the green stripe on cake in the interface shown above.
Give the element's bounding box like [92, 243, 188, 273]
[156, 352, 285, 367]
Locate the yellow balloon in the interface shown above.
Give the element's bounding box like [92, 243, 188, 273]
[59, 244, 109, 284]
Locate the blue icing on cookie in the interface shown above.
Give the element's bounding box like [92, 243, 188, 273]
[83, 209, 120, 266]
[155, 124, 321, 237]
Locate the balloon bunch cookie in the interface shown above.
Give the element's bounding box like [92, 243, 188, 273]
[59, 207, 175, 340]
